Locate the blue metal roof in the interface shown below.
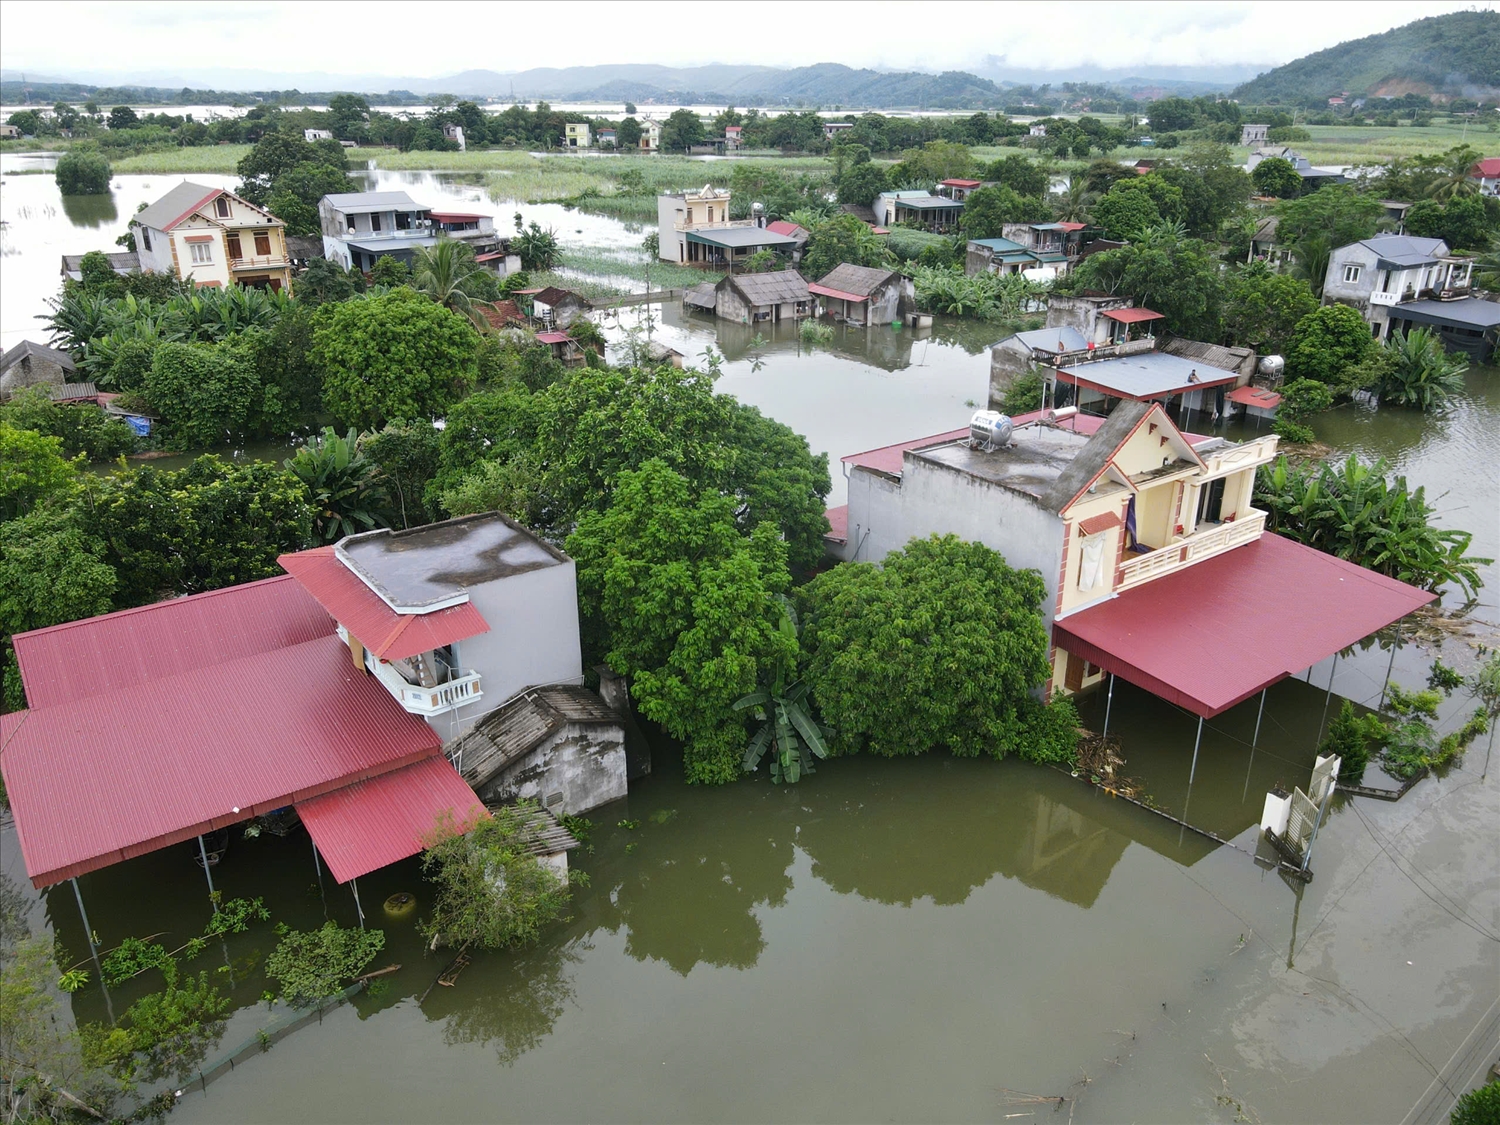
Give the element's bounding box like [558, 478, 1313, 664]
[1392, 298, 1500, 329]
[969, 237, 1026, 252]
[1011, 326, 1089, 353]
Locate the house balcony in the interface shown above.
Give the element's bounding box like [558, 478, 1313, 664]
[369, 655, 483, 715]
[1370, 289, 1399, 307]
[674, 219, 754, 232]
[1042, 337, 1156, 365]
[229, 253, 290, 271]
[1115, 508, 1268, 591]
[1198, 434, 1279, 478]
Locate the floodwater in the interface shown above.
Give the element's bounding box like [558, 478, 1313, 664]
[1, 160, 1498, 1123]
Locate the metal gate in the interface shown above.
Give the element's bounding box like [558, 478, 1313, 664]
[1284, 788, 1319, 862]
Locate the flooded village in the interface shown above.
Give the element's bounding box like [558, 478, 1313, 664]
[2, 4, 1499, 1123]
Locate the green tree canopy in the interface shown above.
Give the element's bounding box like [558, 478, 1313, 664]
[835, 162, 890, 207]
[54, 147, 112, 196]
[1091, 182, 1162, 240]
[144, 338, 260, 450]
[1221, 263, 1320, 354]
[1404, 195, 1495, 251]
[0, 422, 77, 521]
[1276, 185, 1384, 251]
[958, 185, 1051, 239]
[983, 153, 1048, 198]
[801, 213, 895, 279]
[566, 459, 795, 783]
[659, 108, 706, 152]
[1251, 156, 1303, 199]
[1286, 304, 1374, 387]
[313, 288, 478, 429]
[1059, 227, 1224, 339]
[799, 535, 1073, 763]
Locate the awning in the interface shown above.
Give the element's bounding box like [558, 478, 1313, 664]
[1102, 308, 1165, 324]
[1227, 385, 1282, 410]
[279, 547, 489, 661]
[1053, 533, 1435, 717]
[808, 282, 869, 302]
[298, 756, 486, 883]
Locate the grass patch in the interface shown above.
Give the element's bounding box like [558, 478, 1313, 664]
[553, 247, 723, 294]
[111, 145, 252, 173]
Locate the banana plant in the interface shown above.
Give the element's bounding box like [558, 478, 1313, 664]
[734, 597, 828, 784]
[285, 428, 390, 544]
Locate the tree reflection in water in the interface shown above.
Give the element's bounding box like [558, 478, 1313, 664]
[60, 191, 119, 229]
[426, 941, 583, 1066]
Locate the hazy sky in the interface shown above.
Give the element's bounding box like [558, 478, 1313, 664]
[1, 0, 1492, 80]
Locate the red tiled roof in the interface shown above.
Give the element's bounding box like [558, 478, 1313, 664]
[536, 331, 573, 345]
[1227, 385, 1281, 409]
[808, 282, 869, 303]
[12, 575, 334, 711]
[824, 504, 848, 544]
[297, 756, 485, 884]
[0, 634, 443, 887]
[478, 299, 524, 328]
[278, 548, 489, 661]
[1102, 308, 1165, 324]
[1056, 221, 1087, 232]
[1078, 512, 1122, 536]
[765, 220, 806, 237]
[1470, 158, 1500, 177]
[1052, 533, 1435, 718]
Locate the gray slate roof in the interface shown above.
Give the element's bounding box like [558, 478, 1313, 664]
[1059, 350, 1240, 400]
[1038, 400, 1153, 514]
[687, 226, 800, 250]
[814, 263, 901, 298]
[684, 282, 718, 309]
[1392, 297, 1500, 329]
[60, 250, 140, 277]
[1, 339, 76, 373]
[1354, 234, 1450, 268]
[322, 190, 423, 214]
[724, 269, 810, 306]
[133, 181, 221, 231]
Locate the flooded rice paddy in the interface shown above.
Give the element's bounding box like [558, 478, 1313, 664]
[1, 159, 1497, 1123]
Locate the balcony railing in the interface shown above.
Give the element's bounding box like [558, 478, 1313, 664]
[674, 218, 753, 232]
[369, 656, 483, 715]
[1041, 337, 1156, 365]
[229, 254, 289, 271]
[1199, 434, 1279, 477]
[1115, 508, 1267, 590]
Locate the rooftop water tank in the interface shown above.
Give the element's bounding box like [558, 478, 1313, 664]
[1257, 354, 1285, 379]
[969, 410, 1013, 451]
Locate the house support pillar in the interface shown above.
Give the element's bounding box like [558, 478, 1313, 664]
[312, 838, 328, 918]
[1316, 654, 1339, 746]
[351, 877, 366, 930]
[71, 878, 114, 1023]
[1378, 640, 1399, 710]
[1102, 673, 1116, 739]
[197, 836, 218, 910]
[1252, 687, 1268, 749]
[1188, 715, 1204, 786]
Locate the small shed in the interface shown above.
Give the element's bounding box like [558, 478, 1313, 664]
[536, 330, 587, 367]
[529, 287, 590, 329]
[1, 340, 76, 401]
[645, 341, 685, 368]
[1227, 385, 1281, 423]
[59, 250, 140, 282]
[713, 270, 812, 324]
[684, 283, 718, 314]
[809, 263, 915, 327]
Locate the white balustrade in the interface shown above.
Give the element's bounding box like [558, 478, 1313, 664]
[1115, 509, 1267, 590]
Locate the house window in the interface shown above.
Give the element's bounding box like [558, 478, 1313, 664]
[396, 212, 410, 231]
[215, 197, 231, 218]
[188, 242, 213, 265]
[226, 233, 242, 260]
[1342, 265, 1361, 284]
[254, 231, 271, 256]
[370, 213, 382, 232]
[686, 207, 694, 224]
[1380, 270, 1392, 293]
[140, 228, 152, 251]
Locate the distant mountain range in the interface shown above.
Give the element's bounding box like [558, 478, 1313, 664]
[1233, 10, 1500, 103]
[1, 60, 1258, 108]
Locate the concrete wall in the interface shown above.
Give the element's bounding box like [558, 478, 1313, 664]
[989, 338, 1039, 405]
[1045, 294, 1133, 345]
[477, 723, 627, 815]
[134, 224, 177, 274]
[170, 216, 232, 287]
[0, 352, 69, 400]
[868, 277, 915, 325]
[657, 195, 686, 262]
[843, 455, 1066, 621]
[1320, 243, 1381, 322]
[458, 562, 585, 720]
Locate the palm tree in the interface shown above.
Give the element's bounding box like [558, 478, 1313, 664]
[1471, 236, 1500, 292]
[412, 238, 489, 328]
[286, 428, 390, 543]
[1290, 234, 1332, 292]
[1426, 145, 1481, 201]
[734, 598, 828, 784]
[1052, 175, 1093, 223]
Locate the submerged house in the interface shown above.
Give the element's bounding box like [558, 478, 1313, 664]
[1, 513, 626, 901]
[130, 181, 293, 293]
[711, 270, 812, 324]
[319, 191, 506, 273]
[1322, 234, 1477, 344]
[824, 401, 1432, 720]
[656, 186, 802, 267]
[809, 263, 914, 326]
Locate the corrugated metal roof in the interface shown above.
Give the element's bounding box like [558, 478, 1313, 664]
[1053, 533, 1436, 718]
[1010, 326, 1089, 353]
[814, 263, 899, 298]
[687, 227, 800, 250]
[297, 756, 485, 884]
[1102, 308, 1165, 324]
[1473, 158, 1500, 177]
[1392, 297, 1500, 329]
[1227, 385, 1282, 409]
[323, 191, 423, 214]
[725, 270, 810, 306]
[969, 237, 1026, 252]
[808, 283, 868, 303]
[1, 634, 443, 887]
[823, 504, 848, 544]
[765, 220, 807, 238]
[1158, 337, 1255, 372]
[278, 548, 489, 662]
[1058, 351, 1239, 400]
[12, 575, 334, 710]
[537, 331, 573, 345]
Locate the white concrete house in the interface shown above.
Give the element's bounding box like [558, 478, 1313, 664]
[1321, 234, 1474, 338]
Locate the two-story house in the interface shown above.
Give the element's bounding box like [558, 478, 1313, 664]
[130, 181, 293, 292]
[565, 123, 591, 149]
[640, 117, 661, 152]
[656, 186, 801, 266]
[1468, 157, 1500, 196]
[1322, 234, 1474, 339]
[319, 191, 506, 273]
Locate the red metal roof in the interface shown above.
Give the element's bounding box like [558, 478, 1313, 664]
[808, 282, 869, 303]
[12, 575, 333, 711]
[824, 504, 848, 544]
[278, 548, 489, 661]
[1102, 308, 1165, 324]
[297, 756, 485, 884]
[536, 331, 573, 345]
[1227, 385, 1282, 409]
[941, 179, 982, 187]
[1078, 512, 1122, 536]
[841, 409, 1109, 477]
[1472, 158, 1500, 177]
[427, 211, 485, 222]
[765, 220, 806, 237]
[1056, 221, 1087, 232]
[1052, 533, 1436, 718]
[1, 634, 443, 887]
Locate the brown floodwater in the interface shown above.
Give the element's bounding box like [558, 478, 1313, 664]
[2, 162, 1497, 1123]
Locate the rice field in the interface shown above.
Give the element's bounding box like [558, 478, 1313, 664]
[110, 145, 252, 173]
[551, 247, 723, 295]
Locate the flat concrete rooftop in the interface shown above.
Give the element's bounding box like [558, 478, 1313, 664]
[911, 423, 1095, 504]
[337, 513, 566, 609]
